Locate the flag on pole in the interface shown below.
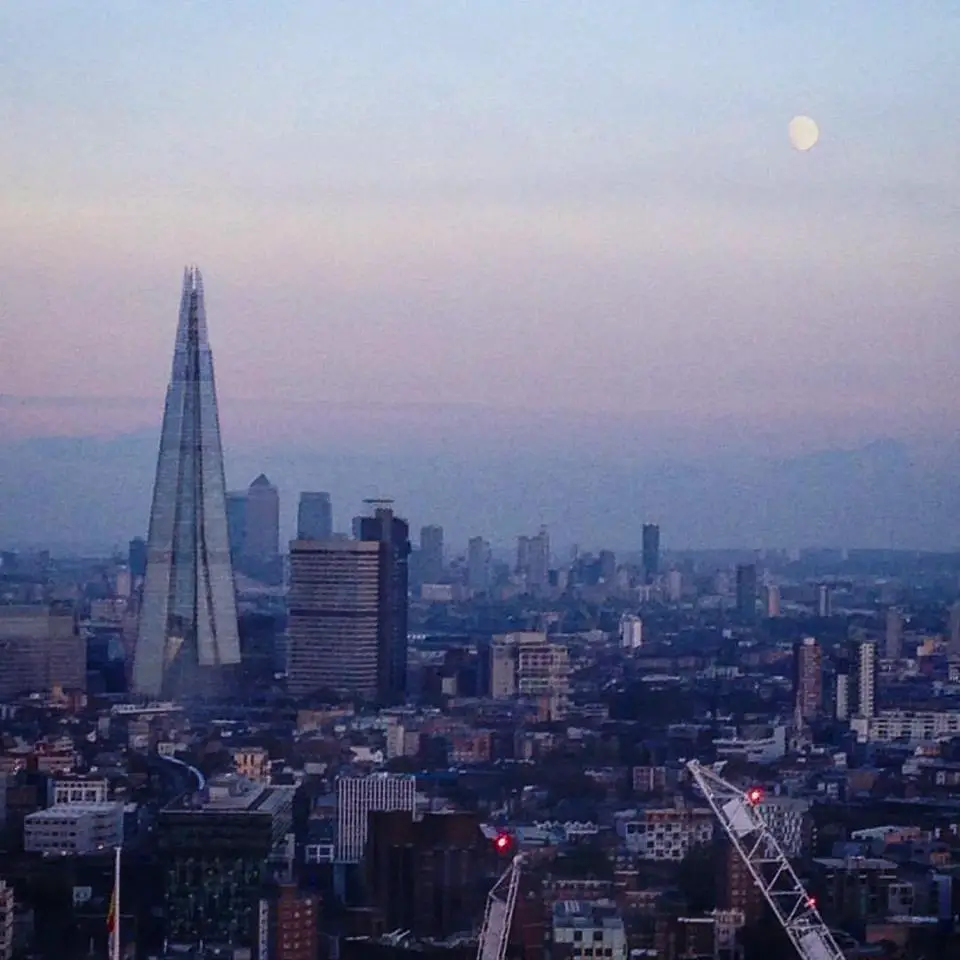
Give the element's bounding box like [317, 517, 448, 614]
[106, 884, 117, 938]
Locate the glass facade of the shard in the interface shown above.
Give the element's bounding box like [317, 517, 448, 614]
[133, 267, 241, 699]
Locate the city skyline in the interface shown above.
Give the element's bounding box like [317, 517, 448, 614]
[1, 4, 959, 552]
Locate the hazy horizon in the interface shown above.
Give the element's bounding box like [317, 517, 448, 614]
[2, 4, 958, 554]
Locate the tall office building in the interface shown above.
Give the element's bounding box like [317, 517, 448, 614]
[225, 491, 247, 560]
[517, 526, 549, 591]
[159, 774, 295, 952]
[419, 525, 444, 584]
[336, 773, 416, 863]
[467, 536, 492, 593]
[735, 564, 757, 623]
[288, 506, 410, 702]
[642, 524, 660, 584]
[884, 607, 903, 660]
[0, 604, 85, 699]
[287, 540, 383, 700]
[793, 637, 822, 721]
[134, 268, 241, 699]
[297, 491, 333, 540]
[244, 474, 280, 561]
[359, 506, 411, 698]
[817, 584, 832, 618]
[128, 537, 147, 581]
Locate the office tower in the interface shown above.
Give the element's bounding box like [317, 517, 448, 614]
[244, 474, 280, 561]
[817, 584, 832, 618]
[766, 584, 781, 618]
[735, 564, 757, 623]
[854, 639, 878, 719]
[134, 268, 241, 699]
[598, 550, 617, 583]
[0, 604, 85, 699]
[159, 774, 295, 952]
[885, 607, 903, 660]
[336, 773, 416, 863]
[297, 491, 333, 540]
[359, 506, 411, 698]
[517, 526, 549, 591]
[128, 537, 147, 580]
[467, 536, 492, 593]
[366, 811, 491, 939]
[793, 637, 822, 721]
[287, 540, 383, 700]
[948, 602, 960, 656]
[667, 569, 683, 602]
[226, 491, 248, 560]
[419, 525, 444, 584]
[642, 523, 660, 583]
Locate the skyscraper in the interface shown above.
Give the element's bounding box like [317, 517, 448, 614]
[419, 525, 444, 584]
[297, 491, 333, 540]
[287, 539, 383, 699]
[884, 607, 903, 660]
[359, 506, 411, 699]
[243, 474, 280, 561]
[134, 267, 241, 699]
[735, 564, 757, 623]
[225, 491, 247, 561]
[642, 523, 660, 584]
[467, 536, 492, 593]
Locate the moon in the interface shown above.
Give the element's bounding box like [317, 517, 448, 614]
[788, 115, 819, 152]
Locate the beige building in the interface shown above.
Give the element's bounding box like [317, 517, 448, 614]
[287, 540, 383, 699]
[490, 632, 570, 720]
[232, 747, 270, 783]
[0, 605, 85, 699]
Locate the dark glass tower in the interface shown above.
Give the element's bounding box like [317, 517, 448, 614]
[359, 505, 411, 701]
[133, 267, 241, 699]
[641, 523, 660, 584]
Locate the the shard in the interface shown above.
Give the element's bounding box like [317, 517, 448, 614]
[133, 267, 241, 699]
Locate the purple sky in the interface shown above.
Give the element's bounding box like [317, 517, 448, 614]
[1, 3, 959, 549]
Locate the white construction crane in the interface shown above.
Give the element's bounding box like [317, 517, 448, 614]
[477, 853, 524, 960]
[687, 760, 846, 960]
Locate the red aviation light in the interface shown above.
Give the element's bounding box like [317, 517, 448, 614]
[494, 832, 512, 854]
[746, 787, 764, 806]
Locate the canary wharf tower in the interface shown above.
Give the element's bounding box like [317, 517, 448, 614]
[133, 267, 241, 699]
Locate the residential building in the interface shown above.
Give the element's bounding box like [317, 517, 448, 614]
[134, 267, 241, 699]
[489, 632, 570, 720]
[552, 900, 628, 960]
[793, 637, 822, 721]
[735, 565, 757, 623]
[467, 537, 492, 593]
[619, 805, 714, 860]
[51, 776, 109, 805]
[885, 607, 903, 660]
[263, 883, 319, 960]
[0, 881, 12, 960]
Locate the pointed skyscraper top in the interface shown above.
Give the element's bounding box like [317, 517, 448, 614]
[134, 268, 240, 700]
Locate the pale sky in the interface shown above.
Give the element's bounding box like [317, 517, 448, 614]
[1, 3, 959, 549]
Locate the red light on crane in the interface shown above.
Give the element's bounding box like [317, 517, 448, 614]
[494, 833, 512, 854]
[746, 787, 763, 806]
[807, 896, 817, 909]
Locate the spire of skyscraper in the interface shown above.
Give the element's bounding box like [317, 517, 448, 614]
[133, 267, 241, 698]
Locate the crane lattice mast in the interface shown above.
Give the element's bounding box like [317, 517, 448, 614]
[477, 854, 523, 960]
[687, 760, 845, 960]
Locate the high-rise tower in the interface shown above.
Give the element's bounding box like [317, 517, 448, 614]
[133, 267, 241, 699]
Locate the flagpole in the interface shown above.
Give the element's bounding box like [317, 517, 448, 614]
[112, 845, 121, 960]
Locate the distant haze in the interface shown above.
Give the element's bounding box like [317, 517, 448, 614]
[1, 5, 958, 553]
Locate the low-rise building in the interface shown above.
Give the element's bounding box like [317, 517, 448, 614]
[24, 802, 124, 856]
[618, 805, 714, 861]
